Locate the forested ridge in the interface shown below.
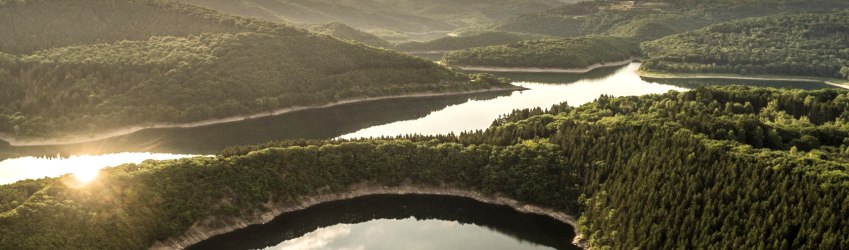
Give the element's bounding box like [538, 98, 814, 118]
[2, 86, 848, 249]
[443, 36, 638, 69]
[641, 11, 849, 80]
[0, 0, 508, 139]
[494, 0, 849, 41]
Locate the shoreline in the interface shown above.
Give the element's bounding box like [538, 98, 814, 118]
[637, 70, 849, 89]
[0, 87, 524, 147]
[149, 183, 586, 250]
[451, 58, 635, 73]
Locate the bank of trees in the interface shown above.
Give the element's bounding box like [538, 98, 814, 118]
[444, 36, 639, 68]
[2, 86, 848, 249]
[641, 12, 849, 79]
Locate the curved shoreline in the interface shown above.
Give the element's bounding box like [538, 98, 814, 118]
[149, 183, 586, 250]
[451, 58, 635, 73]
[637, 70, 849, 89]
[0, 87, 524, 147]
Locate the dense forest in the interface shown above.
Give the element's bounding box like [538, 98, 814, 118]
[641, 12, 849, 79]
[443, 36, 638, 68]
[394, 31, 552, 52]
[493, 0, 849, 41]
[3, 86, 847, 249]
[0, 0, 511, 139]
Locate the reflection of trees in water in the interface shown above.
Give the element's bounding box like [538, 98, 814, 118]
[0, 91, 514, 160]
[644, 77, 835, 90]
[187, 194, 578, 250]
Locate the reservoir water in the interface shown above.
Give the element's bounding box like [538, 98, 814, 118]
[186, 194, 581, 250]
[3, 63, 834, 183]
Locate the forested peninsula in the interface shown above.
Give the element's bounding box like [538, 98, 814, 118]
[0, 0, 512, 141]
[444, 36, 638, 70]
[641, 11, 849, 80]
[2, 86, 848, 249]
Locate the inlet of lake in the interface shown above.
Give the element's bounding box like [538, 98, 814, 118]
[0, 63, 836, 249]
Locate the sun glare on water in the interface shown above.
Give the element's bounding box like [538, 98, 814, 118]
[0, 153, 199, 185]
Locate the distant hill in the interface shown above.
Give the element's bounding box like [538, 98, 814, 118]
[493, 0, 849, 40]
[395, 31, 554, 52]
[304, 22, 392, 48]
[444, 36, 639, 69]
[641, 11, 849, 79]
[0, 0, 509, 140]
[175, 0, 564, 33]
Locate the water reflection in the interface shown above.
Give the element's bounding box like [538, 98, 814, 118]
[0, 153, 198, 185]
[341, 63, 684, 138]
[188, 195, 579, 250]
[0, 91, 512, 159]
[6, 63, 831, 183]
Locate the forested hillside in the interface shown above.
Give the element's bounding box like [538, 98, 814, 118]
[304, 22, 392, 48]
[444, 36, 638, 68]
[0, 0, 246, 54]
[3, 86, 847, 249]
[493, 0, 849, 40]
[395, 31, 552, 52]
[0, 0, 509, 139]
[641, 12, 849, 79]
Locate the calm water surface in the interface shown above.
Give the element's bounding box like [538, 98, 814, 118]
[187, 194, 580, 250]
[2, 63, 831, 183]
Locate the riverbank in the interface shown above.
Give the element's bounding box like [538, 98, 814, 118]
[637, 70, 849, 89]
[0, 86, 524, 147]
[451, 58, 635, 73]
[149, 182, 586, 250]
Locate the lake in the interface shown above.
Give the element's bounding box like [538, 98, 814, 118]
[4, 62, 835, 183]
[186, 194, 580, 250]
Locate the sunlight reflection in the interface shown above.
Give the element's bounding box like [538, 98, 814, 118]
[340, 63, 685, 139]
[0, 153, 198, 185]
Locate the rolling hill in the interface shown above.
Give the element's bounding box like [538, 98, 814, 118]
[493, 0, 849, 40]
[0, 0, 509, 140]
[175, 0, 567, 34]
[641, 11, 849, 79]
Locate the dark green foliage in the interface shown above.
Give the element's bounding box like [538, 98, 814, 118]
[444, 36, 639, 68]
[641, 12, 849, 79]
[394, 31, 553, 52]
[304, 22, 392, 48]
[3, 86, 848, 249]
[0, 0, 508, 138]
